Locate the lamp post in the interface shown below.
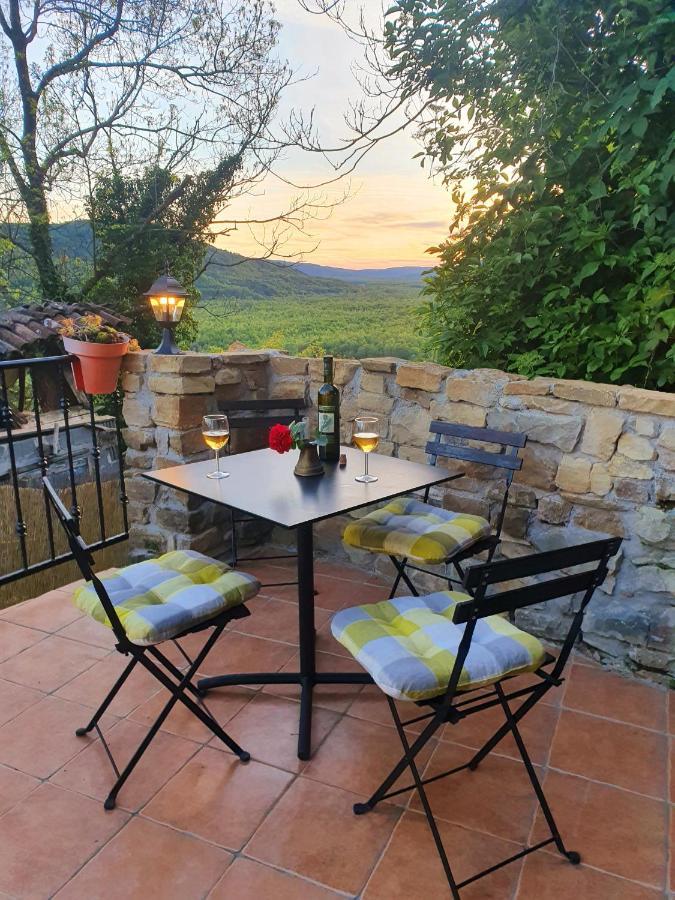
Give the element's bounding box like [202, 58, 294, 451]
[144, 272, 188, 355]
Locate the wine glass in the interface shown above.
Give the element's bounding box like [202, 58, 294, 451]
[202, 414, 230, 479]
[353, 416, 379, 483]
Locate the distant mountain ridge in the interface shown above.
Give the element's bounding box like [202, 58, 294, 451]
[290, 262, 429, 284]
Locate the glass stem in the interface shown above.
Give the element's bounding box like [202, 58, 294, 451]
[216, 448, 220, 474]
[364, 452, 369, 478]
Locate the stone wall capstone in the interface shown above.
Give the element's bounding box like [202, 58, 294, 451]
[122, 350, 675, 683]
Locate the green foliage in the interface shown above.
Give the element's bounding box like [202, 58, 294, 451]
[387, 0, 675, 388]
[84, 161, 239, 349]
[193, 286, 422, 359]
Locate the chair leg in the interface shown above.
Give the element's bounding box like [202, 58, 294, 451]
[467, 683, 549, 771]
[230, 507, 238, 567]
[75, 655, 138, 736]
[388, 556, 419, 599]
[494, 683, 579, 865]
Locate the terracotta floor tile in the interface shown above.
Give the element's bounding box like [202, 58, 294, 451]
[128, 684, 254, 743]
[56, 652, 162, 716]
[530, 770, 667, 888]
[0, 620, 47, 662]
[304, 715, 436, 807]
[0, 764, 39, 815]
[364, 810, 521, 900]
[443, 697, 561, 765]
[411, 740, 539, 843]
[315, 617, 352, 657]
[0, 590, 81, 631]
[51, 717, 200, 810]
[263, 649, 367, 712]
[346, 685, 439, 735]
[549, 709, 667, 797]
[564, 663, 667, 732]
[144, 746, 292, 850]
[219, 693, 339, 773]
[517, 851, 662, 899]
[246, 776, 400, 895]
[667, 689, 674, 735]
[56, 614, 119, 649]
[197, 631, 297, 679]
[0, 782, 127, 898]
[0, 678, 44, 727]
[209, 857, 340, 899]
[0, 633, 107, 692]
[0, 695, 113, 778]
[234, 596, 331, 644]
[55, 815, 231, 900]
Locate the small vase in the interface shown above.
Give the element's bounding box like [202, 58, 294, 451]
[62, 336, 129, 394]
[294, 442, 324, 477]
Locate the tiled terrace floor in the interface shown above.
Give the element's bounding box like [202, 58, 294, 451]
[0, 558, 671, 899]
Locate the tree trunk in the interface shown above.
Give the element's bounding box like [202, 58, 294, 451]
[24, 181, 64, 300]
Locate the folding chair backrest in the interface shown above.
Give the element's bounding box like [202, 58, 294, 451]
[219, 398, 306, 454]
[425, 421, 527, 536]
[446, 537, 622, 697]
[43, 476, 128, 644]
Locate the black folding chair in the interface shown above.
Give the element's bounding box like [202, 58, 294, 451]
[338, 537, 621, 898]
[220, 397, 306, 588]
[344, 421, 527, 599]
[43, 476, 254, 810]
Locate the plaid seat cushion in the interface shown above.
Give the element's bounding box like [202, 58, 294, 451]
[331, 592, 545, 702]
[342, 498, 492, 564]
[73, 550, 260, 646]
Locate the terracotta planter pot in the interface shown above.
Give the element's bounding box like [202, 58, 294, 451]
[62, 336, 129, 395]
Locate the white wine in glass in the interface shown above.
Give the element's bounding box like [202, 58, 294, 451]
[202, 414, 230, 479]
[353, 416, 379, 483]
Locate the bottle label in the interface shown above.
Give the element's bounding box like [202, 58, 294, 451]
[318, 410, 335, 434]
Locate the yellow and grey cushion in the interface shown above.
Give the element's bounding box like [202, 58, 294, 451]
[342, 497, 491, 565]
[73, 550, 260, 646]
[331, 592, 545, 702]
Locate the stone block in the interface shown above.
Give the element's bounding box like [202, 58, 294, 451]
[390, 404, 432, 446]
[361, 372, 385, 394]
[268, 378, 307, 402]
[445, 377, 498, 407]
[614, 479, 651, 504]
[487, 409, 583, 452]
[124, 449, 153, 470]
[589, 463, 612, 496]
[215, 367, 242, 385]
[243, 367, 268, 390]
[123, 428, 155, 452]
[399, 388, 431, 408]
[580, 408, 624, 460]
[515, 444, 560, 491]
[555, 456, 591, 493]
[441, 490, 490, 518]
[634, 565, 675, 594]
[397, 445, 428, 465]
[309, 358, 359, 385]
[552, 379, 617, 407]
[618, 386, 675, 417]
[396, 363, 449, 392]
[657, 447, 675, 471]
[501, 506, 531, 539]
[122, 396, 153, 428]
[634, 506, 673, 545]
[222, 350, 271, 365]
[655, 476, 675, 503]
[152, 395, 207, 428]
[122, 351, 150, 373]
[126, 477, 157, 503]
[433, 401, 487, 427]
[148, 374, 216, 395]
[168, 428, 210, 457]
[149, 354, 213, 374]
[502, 379, 550, 397]
[656, 425, 675, 451]
[607, 454, 652, 480]
[357, 391, 394, 414]
[516, 396, 580, 415]
[633, 416, 658, 438]
[617, 432, 655, 461]
[361, 356, 403, 373]
[573, 507, 624, 536]
[269, 355, 308, 377]
[537, 494, 571, 525]
[121, 372, 142, 393]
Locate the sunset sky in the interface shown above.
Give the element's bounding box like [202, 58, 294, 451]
[220, 1, 452, 269]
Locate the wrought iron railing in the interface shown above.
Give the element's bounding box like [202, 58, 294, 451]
[0, 354, 128, 586]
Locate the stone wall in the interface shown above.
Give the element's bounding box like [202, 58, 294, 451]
[122, 350, 675, 683]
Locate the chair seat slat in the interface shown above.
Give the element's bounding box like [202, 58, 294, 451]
[425, 441, 522, 471]
[429, 420, 527, 447]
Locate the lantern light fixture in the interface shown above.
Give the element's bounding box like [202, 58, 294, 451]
[144, 272, 188, 355]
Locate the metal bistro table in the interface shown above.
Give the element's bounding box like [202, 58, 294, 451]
[143, 445, 460, 759]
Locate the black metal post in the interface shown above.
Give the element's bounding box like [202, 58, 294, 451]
[296, 522, 315, 760]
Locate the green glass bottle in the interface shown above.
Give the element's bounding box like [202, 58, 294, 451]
[317, 356, 340, 462]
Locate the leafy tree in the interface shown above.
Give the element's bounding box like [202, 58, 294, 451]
[383, 0, 674, 388]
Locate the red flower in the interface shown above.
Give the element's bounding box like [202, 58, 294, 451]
[269, 423, 293, 453]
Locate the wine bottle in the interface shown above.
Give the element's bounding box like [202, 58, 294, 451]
[317, 355, 340, 462]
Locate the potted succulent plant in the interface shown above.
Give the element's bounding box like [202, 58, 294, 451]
[59, 314, 139, 394]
